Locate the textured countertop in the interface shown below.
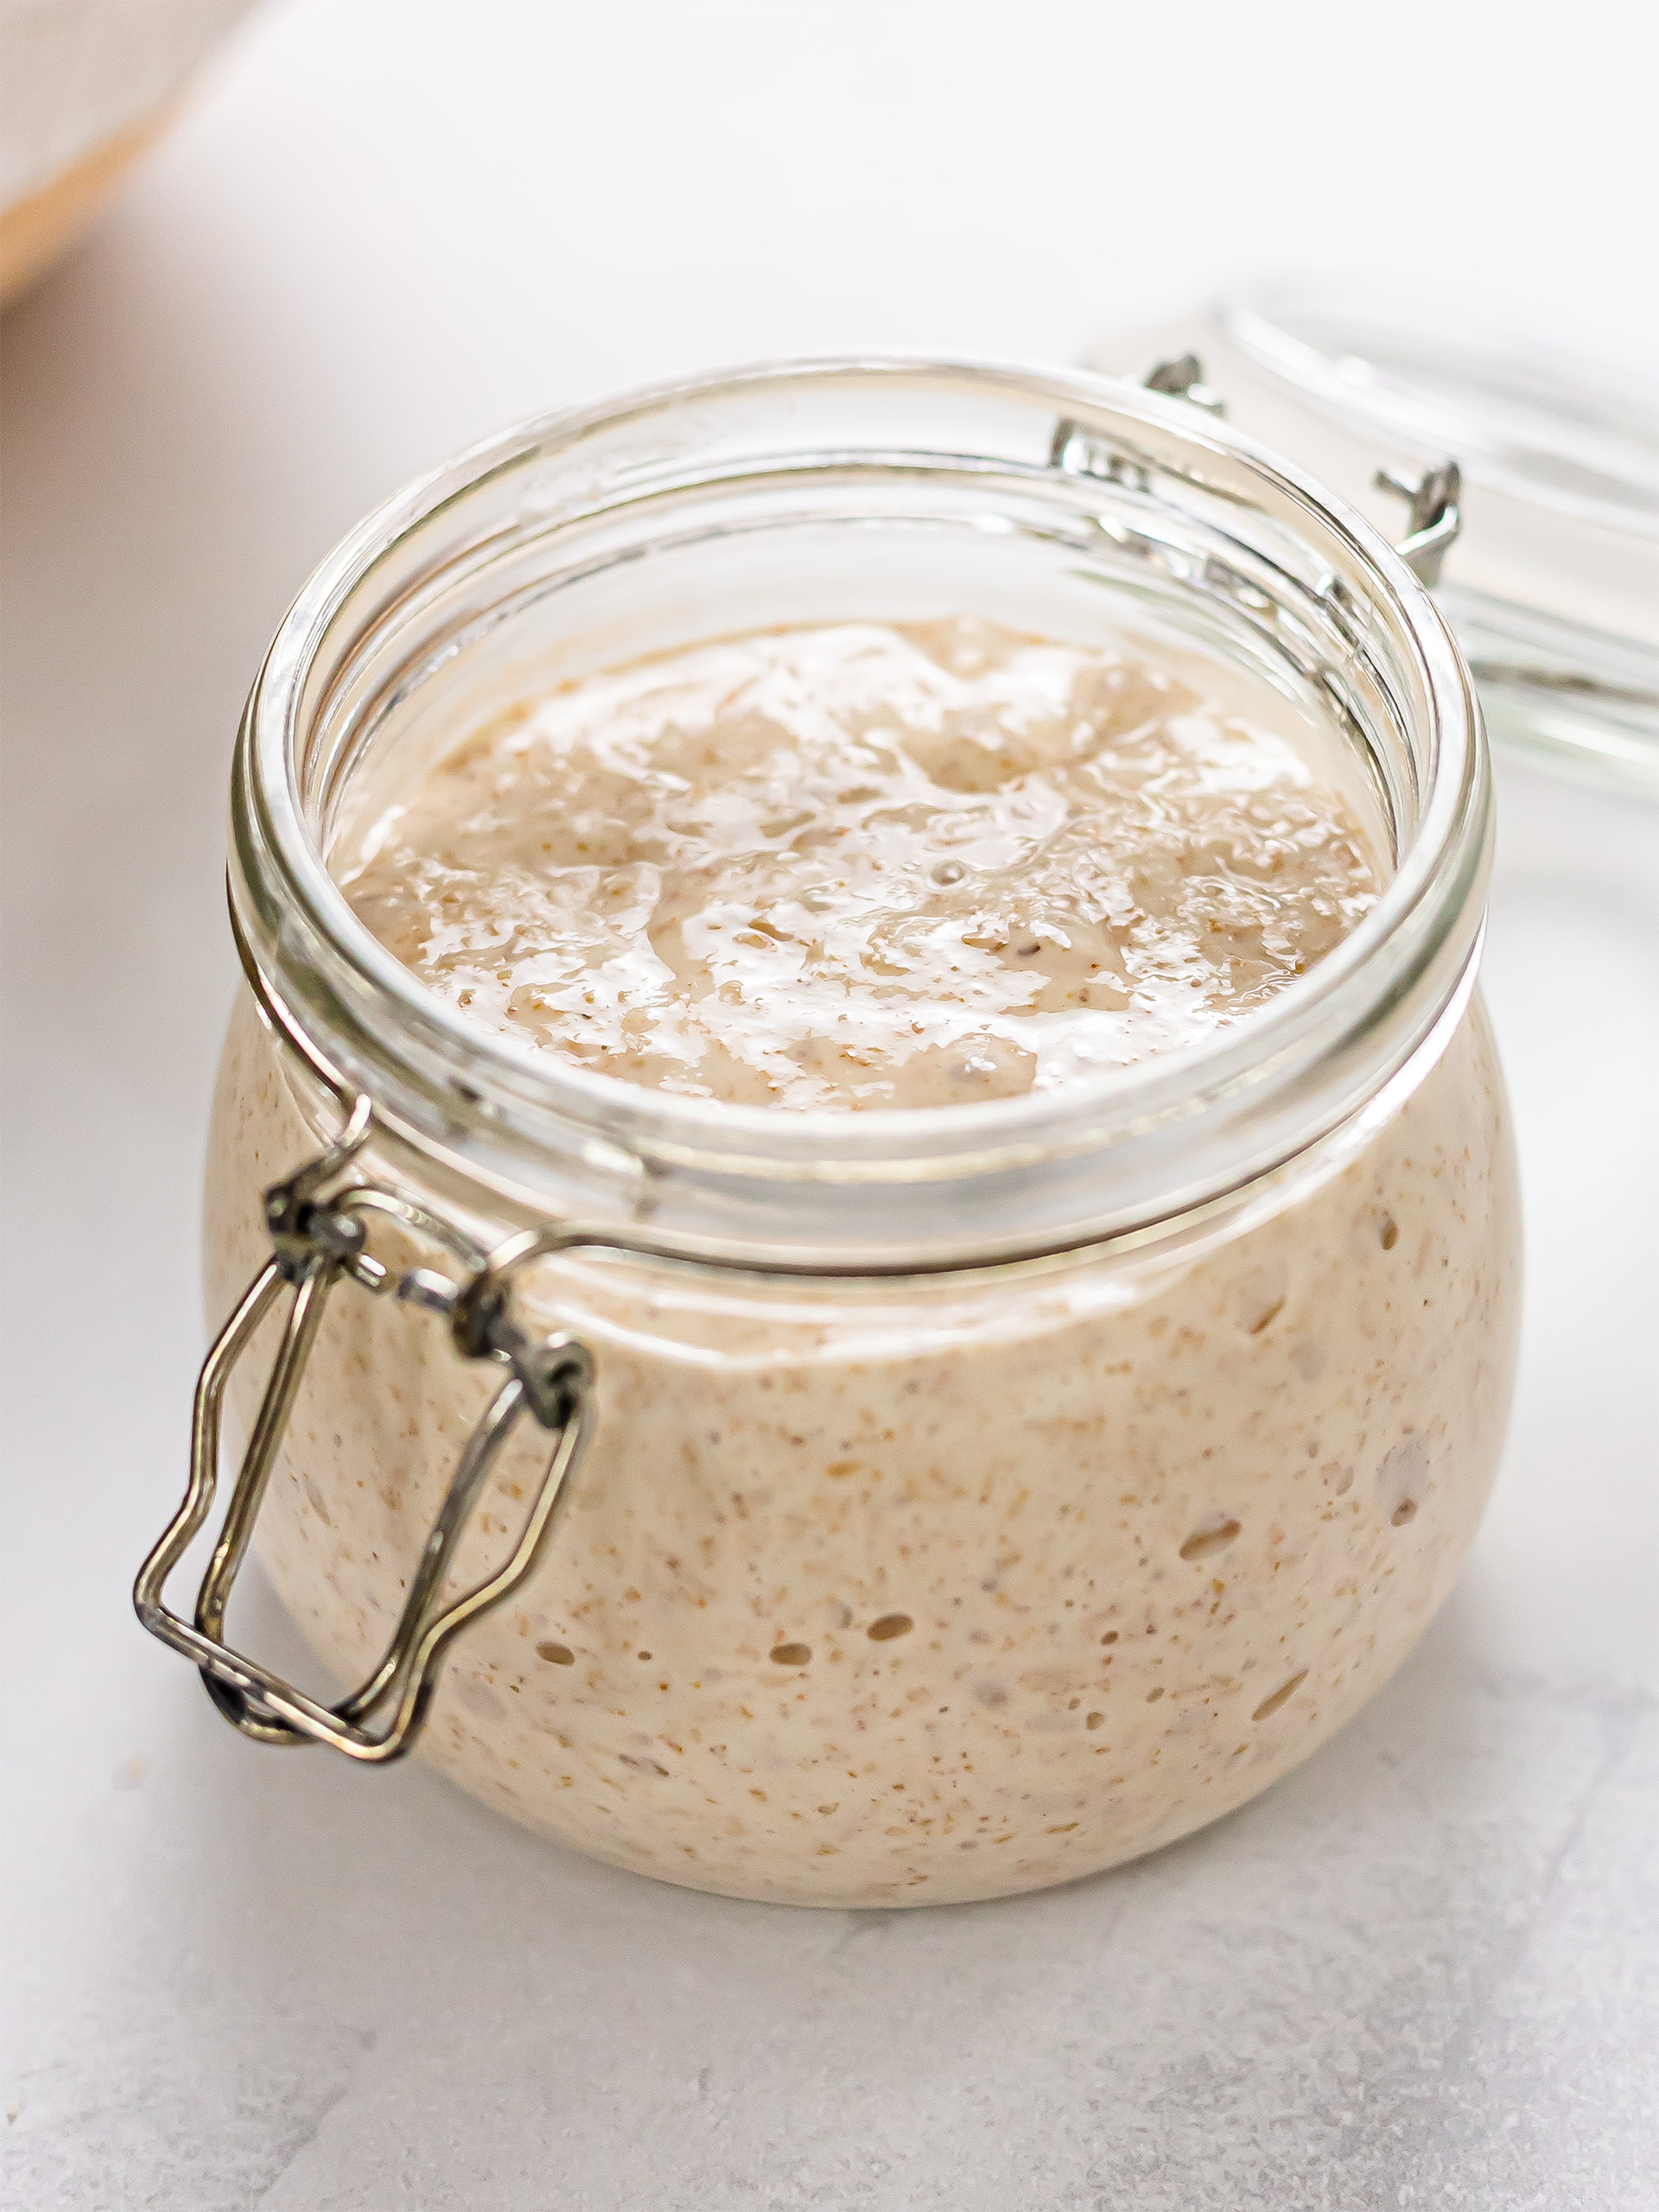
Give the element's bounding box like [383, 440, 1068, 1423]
[3, 6, 1656, 2207]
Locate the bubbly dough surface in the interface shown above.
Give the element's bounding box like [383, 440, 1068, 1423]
[341, 620, 1379, 1109]
[207, 995, 1520, 1909]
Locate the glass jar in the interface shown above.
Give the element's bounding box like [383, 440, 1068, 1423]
[139, 359, 1521, 1909]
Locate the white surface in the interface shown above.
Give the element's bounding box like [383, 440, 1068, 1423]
[2, 5, 1656, 2207]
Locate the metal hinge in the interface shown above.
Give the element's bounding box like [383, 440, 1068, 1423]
[1062, 353, 1465, 588]
[1371, 459, 1463, 587]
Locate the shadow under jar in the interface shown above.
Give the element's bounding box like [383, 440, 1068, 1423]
[171, 359, 1519, 1909]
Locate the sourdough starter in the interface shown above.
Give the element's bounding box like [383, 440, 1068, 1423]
[205, 620, 1519, 1905]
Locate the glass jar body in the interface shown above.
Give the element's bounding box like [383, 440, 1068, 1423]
[205, 984, 1519, 1909]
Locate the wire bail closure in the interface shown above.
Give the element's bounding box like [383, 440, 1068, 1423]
[132, 1100, 594, 1762]
[1128, 356, 1465, 587]
[1372, 459, 1463, 587]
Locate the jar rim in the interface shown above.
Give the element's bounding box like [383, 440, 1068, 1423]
[232, 354, 1489, 1265]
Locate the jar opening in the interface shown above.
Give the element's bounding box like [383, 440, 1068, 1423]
[233, 357, 1488, 1266]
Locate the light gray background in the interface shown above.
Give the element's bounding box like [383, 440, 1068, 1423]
[3, 5, 1656, 2208]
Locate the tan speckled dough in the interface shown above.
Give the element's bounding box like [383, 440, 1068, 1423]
[205, 988, 1519, 1907]
[340, 620, 1380, 1109]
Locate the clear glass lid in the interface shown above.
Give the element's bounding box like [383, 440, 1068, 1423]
[1087, 278, 1659, 795]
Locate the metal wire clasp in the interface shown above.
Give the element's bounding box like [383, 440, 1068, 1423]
[1079, 353, 1465, 588]
[132, 1100, 594, 1762]
[1137, 354, 1465, 586]
[1373, 460, 1463, 587]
